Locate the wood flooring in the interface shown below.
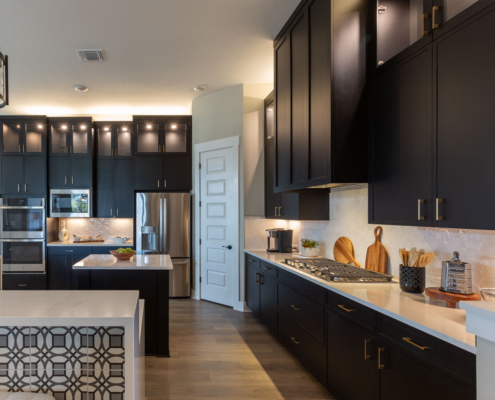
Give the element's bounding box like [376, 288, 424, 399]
[145, 298, 336, 399]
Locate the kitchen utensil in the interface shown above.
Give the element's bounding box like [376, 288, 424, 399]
[408, 248, 418, 267]
[334, 237, 362, 267]
[480, 288, 495, 301]
[110, 250, 136, 261]
[399, 248, 408, 266]
[365, 226, 388, 273]
[418, 253, 434, 268]
[440, 251, 473, 294]
[425, 287, 480, 308]
[400, 264, 426, 293]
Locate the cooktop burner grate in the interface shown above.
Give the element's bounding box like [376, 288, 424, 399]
[284, 258, 393, 282]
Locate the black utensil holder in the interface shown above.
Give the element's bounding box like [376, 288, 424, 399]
[400, 264, 425, 294]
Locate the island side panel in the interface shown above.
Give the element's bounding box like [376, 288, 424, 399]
[157, 270, 170, 357]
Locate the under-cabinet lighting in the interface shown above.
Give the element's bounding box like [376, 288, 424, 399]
[37, 125, 43, 129]
[80, 125, 86, 130]
[61, 125, 67, 130]
[104, 127, 109, 131]
[171, 125, 177, 129]
[122, 127, 128, 131]
[146, 125, 152, 129]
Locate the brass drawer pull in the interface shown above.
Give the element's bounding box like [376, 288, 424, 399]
[432, 6, 440, 29]
[422, 14, 430, 36]
[364, 339, 371, 360]
[291, 337, 300, 345]
[403, 337, 429, 351]
[19, 284, 27, 287]
[338, 304, 354, 313]
[418, 199, 425, 221]
[255, 273, 259, 283]
[262, 266, 272, 270]
[436, 198, 444, 221]
[290, 305, 300, 311]
[378, 347, 385, 369]
[248, 259, 256, 263]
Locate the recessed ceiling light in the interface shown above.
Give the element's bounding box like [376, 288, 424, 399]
[122, 127, 128, 131]
[193, 85, 208, 92]
[75, 85, 89, 92]
[171, 124, 177, 129]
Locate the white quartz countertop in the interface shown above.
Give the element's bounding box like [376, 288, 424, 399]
[73, 254, 173, 270]
[461, 301, 495, 343]
[0, 290, 139, 326]
[245, 249, 477, 354]
[48, 240, 133, 246]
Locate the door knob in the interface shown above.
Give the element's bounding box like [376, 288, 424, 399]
[222, 245, 232, 250]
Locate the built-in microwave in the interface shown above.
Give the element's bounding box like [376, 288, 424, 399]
[50, 189, 91, 218]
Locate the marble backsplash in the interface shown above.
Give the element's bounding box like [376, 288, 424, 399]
[245, 184, 495, 292]
[56, 218, 134, 240]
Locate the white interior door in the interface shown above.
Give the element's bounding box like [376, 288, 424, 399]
[200, 145, 238, 307]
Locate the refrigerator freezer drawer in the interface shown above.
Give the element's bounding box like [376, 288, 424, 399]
[170, 258, 191, 297]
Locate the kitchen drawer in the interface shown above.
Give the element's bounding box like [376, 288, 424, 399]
[260, 261, 277, 278]
[245, 254, 261, 269]
[378, 314, 476, 389]
[326, 290, 376, 333]
[278, 268, 325, 304]
[47, 246, 91, 256]
[3, 274, 46, 290]
[278, 311, 326, 384]
[278, 282, 325, 343]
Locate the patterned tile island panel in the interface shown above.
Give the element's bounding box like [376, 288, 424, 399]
[0, 326, 125, 400]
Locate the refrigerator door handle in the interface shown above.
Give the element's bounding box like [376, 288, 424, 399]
[163, 197, 168, 255]
[159, 197, 164, 254]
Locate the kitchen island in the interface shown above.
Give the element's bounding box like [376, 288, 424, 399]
[73, 254, 173, 357]
[0, 290, 144, 400]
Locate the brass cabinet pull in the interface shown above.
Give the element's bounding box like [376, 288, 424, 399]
[164, 180, 167, 188]
[249, 259, 256, 263]
[24, 184, 27, 192]
[157, 180, 160, 188]
[290, 305, 300, 311]
[279, 207, 283, 217]
[418, 199, 425, 220]
[110, 209, 112, 216]
[262, 266, 271, 270]
[338, 304, 354, 313]
[403, 337, 429, 351]
[17, 184, 20, 193]
[432, 6, 440, 29]
[255, 273, 259, 283]
[71, 176, 74, 185]
[378, 347, 385, 369]
[291, 337, 300, 345]
[23, 145, 25, 153]
[436, 198, 444, 221]
[364, 339, 371, 360]
[117, 209, 119, 217]
[19, 284, 27, 287]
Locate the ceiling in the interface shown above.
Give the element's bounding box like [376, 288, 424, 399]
[0, 0, 299, 118]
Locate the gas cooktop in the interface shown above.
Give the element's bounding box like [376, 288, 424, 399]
[284, 258, 394, 283]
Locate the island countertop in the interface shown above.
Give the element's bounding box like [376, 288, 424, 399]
[73, 254, 173, 270]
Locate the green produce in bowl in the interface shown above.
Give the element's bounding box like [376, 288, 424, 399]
[116, 247, 135, 254]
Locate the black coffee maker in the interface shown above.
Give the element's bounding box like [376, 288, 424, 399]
[266, 228, 293, 253]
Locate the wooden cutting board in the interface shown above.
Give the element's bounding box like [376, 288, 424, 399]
[334, 237, 362, 267]
[365, 226, 388, 273]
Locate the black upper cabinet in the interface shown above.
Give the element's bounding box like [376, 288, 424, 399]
[96, 159, 115, 218]
[434, 2, 495, 229]
[0, 116, 46, 156]
[134, 157, 161, 190]
[48, 117, 93, 157]
[273, 0, 369, 193]
[96, 122, 133, 158]
[1, 156, 46, 195]
[161, 156, 191, 191]
[48, 157, 92, 187]
[133, 116, 191, 156]
[115, 159, 135, 217]
[370, 46, 433, 226]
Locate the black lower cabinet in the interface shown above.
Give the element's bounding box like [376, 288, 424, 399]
[246, 263, 261, 317]
[47, 255, 72, 290]
[259, 273, 277, 334]
[3, 273, 46, 290]
[327, 311, 377, 400]
[378, 342, 475, 400]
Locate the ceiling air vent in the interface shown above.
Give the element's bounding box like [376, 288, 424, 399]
[77, 49, 105, 62]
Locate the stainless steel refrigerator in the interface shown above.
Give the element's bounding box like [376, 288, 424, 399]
[135, 192, 191, 297]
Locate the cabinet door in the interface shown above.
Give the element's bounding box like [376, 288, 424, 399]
[432, 0, 481, 39]
[259, 273, 277, 334]
[327, 311, 377, 400]
[0, 121, 23, 155]
[379, 342, 475, 400]
[49, 122, 70, 156]
[246, 264, 260, 317]
[264, 142, 280, 218]
[435, 5, 495, 229]
[70, 158, 93, 186]
[115, 159, 135, 217]
[115, 126, 132, 157]
[134, 157, 161, 190]
[48, 157, 70, 187]
[70, 123, 91, 156]
[161, 156, 191, 190]
[47, 255, 71, 290]
[96, 159, 115, 218]
[1, 156, 24, 194]
[370, 45, 433, 226]
[97, 125, 113, 157]
[135, 123, 161, 155]
[24, 156, 46, 195]
[70, 255, 89, 289]
[164, 122, 188, 154]
[24, 121, 45, 155]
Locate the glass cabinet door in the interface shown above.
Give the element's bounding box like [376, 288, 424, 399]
[136, 123, 160, 154]
[434, 0, 478, 27]
[1, 121, 22, 154]
[50, 123, 69, 155]
[164, 123, 187, 153]
[377, 0, 433, 66]
[71, 123, 90, 155]
[116, 126, 132, 157]
[24, 122, 44, 154]
[97, 126, 113, 157]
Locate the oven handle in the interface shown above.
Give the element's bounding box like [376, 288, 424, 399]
[0, 239, 45, 242]
[0, 206, 45, 209]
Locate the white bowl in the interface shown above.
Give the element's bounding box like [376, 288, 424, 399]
[110, 237, 130, 243]
[480, 288, 495, 301]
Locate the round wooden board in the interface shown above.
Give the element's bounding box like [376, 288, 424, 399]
[425, 287, 481, 308]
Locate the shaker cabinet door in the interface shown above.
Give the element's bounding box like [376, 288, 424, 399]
[134, 156, 161, 190]
[161, 156, 191, 191]
[115, 159, 135, 217]
[96, 159, 115, 218]
[70, 158, 93, 186]
[48, 158, 70, 187]
[246, 264, 261, 317]
[24, 156, 46, 194]
[1, 156, 24, 194]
